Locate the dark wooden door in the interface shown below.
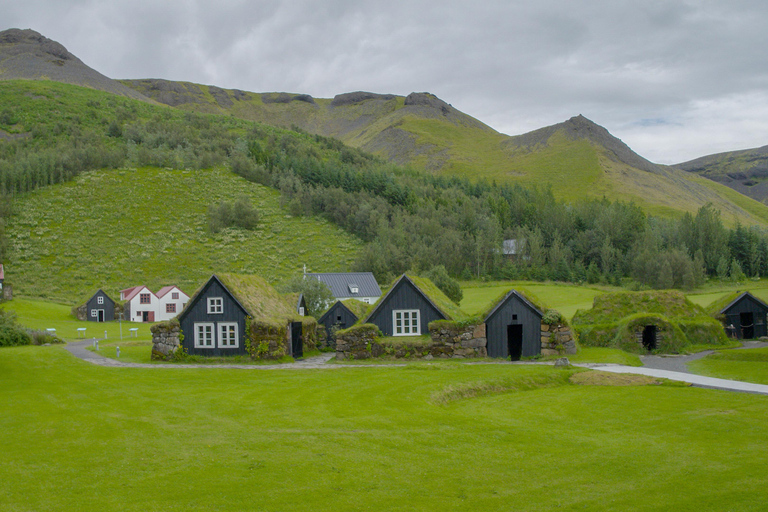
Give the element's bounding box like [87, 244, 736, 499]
[741, 312, 754, 339]
[507, 324, 523, 361]
[97, 310, 105, 322]
[148, 311, 155, 322]
[291, 321, 303, 359]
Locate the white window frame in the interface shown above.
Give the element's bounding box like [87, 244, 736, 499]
[97, 296, 104, 305]
[393, 309, 420, 336]
[90, 309, 98, 318]
[194, 323, 215, 348]
[207, 297, 223, 314]
[218, 322, 239, 348]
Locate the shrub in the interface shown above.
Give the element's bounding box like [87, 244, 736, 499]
[208, 194, 260, 233]
[28, 329, 65, 345]
[0, 324, 31, 347]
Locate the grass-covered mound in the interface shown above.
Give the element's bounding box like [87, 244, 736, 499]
[704, 291, 744, 320]
[572, 291, 728, 353]
[340, 298, 373, 321]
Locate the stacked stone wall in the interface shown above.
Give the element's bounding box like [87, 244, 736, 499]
[541, 322, 576, 355]
[151, 321, 181, 360]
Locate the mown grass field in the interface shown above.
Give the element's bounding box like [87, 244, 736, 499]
[2, 345, 768, 511]
[688, 347, 768, 385]
[5, 166, 362, 303]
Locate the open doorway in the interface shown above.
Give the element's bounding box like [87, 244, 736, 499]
[741, 312, 755, 339]
[507, 324, 523, 361]
[642, 325, 657, 351]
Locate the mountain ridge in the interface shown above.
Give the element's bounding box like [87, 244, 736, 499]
[3, 27, 768, 225]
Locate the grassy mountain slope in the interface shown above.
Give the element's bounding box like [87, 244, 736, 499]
[121, 79, 768, 225]
[0, 28, 151, 102]
[6, 166, 361, 303]
[676, 145, 768, 204]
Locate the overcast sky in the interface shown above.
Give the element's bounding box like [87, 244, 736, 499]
[4, 0, 768, 164]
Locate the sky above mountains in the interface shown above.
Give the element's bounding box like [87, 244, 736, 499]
[4, 0, 768, 164]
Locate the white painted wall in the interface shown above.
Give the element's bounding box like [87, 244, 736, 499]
[156, 287, 190, 321]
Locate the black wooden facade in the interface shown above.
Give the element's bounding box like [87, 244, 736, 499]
[318, 301, 359, 337]
[484, 290, 543, 360]
[178, 276, 249, 356]
[365, 276, 447, 336]
[86, 289, 115, 323]
[720, 292, 768, 339]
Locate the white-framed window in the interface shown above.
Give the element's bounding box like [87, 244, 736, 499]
[393, 310, 420, 336]
[298, 307, 305, 316]
[207, 297, 223, 314]
[218, 322, 239, 348]
[194, 323, 215, 348]
[97, 296, 104, 305]
[90, 309, 97, 318]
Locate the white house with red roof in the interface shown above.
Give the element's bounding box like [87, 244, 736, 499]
[120, 285, 159, 322]
[156, 285, 189, 321]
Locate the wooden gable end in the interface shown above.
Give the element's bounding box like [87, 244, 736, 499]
[366, 277, 446, 337]
[179, 276, 250, 356]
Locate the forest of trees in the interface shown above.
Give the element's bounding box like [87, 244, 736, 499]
[1, 89, 767, 291]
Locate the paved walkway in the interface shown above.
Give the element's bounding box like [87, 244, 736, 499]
[585, 364, 768, 395]
[65, 339, 338, 370]
[64, 339, 768, 394]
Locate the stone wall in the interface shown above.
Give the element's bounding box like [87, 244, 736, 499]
[151, 321, 181, 360]
[335, 323, 487, 360]
[541, 322, 576, 355]
[427, 323, 487, 358]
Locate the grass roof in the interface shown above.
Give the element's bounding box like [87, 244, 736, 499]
[217, 273, 303, 327]
[341, 299, 372, 320]
[404, 274, 467, 320]
[572, 290, 705, 325]
[704, 291, 746, 317]
[479, 287, 549, 319]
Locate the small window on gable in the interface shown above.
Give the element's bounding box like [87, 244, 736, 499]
[97, 296, 104, 305]
[298, 307, 305, 316]
[207, 297, 223, 314]
[140, 293, 151, 304]
[172, 292, 179, 300]
[349, 284, 359, 294]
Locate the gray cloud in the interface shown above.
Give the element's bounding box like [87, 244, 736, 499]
[3, 0, 768, 163]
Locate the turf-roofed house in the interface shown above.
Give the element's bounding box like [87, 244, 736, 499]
[572, 291, 728, 353]
[483, 289, 544, 360]
[364, 274, 462, 337]
[707, 291, 768, 340]
[151, 274, 317, 360]
[318, 299, 370, 343]
[305, 272, 382, 304]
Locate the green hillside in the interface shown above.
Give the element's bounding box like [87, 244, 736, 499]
[676, 145, 768, 205]
[120, 79, 768, 226]
[6, 166, 361, 303]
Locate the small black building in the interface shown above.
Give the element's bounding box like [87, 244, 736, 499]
[318, 299, 368, 338]
[484, 290, 543, 360]
[86, 289, 116, 322]
[719, 291, 768, 339]
[364, 274, 454, 337]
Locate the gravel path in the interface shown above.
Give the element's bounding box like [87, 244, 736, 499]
[65, 339, 338, 370]
[63, 339, 768, 394]
[640, 340, 768, 374]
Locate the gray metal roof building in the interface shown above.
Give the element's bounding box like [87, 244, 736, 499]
[305, 272, 382, 303]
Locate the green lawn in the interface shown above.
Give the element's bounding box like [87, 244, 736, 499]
[1, 297, 151, 341]
[2, 345, 768, 511]
[460, 281, 615, 320]
[688, 347, 768, 385]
